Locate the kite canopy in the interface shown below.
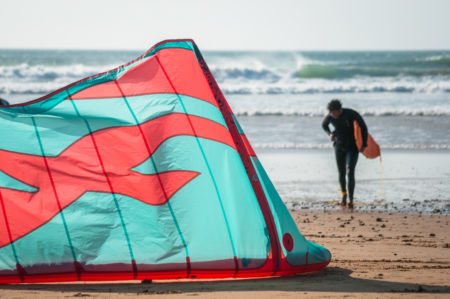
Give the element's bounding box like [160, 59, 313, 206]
[0, 39, 330, 283]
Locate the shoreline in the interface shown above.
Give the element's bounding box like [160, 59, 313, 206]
[1, 210, 449, 298]
[286, 201, 449, 215]
[256, 149, 450, 215]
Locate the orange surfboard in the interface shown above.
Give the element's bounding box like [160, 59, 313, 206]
[354, 120, 380, 159]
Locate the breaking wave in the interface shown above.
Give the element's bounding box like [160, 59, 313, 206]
[2, 49, 450, 96]
[0, 63, 104, 81]
[0, 63, 107, 95]
[219, 77, 450, 94]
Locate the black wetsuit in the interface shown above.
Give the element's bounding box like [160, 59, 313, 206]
[322, 108, 368, 201]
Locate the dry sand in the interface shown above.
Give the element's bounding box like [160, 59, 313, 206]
[1, 210, 449, 298]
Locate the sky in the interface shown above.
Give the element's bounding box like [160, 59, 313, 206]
[1, 0, 449, 51]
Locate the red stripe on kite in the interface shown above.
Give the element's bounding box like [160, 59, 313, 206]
[0, 113, 235, 248]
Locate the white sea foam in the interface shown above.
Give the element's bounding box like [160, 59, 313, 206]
[233, 107, 450, 117]
[0, 64, 106, 81]
[0, 63, 113, 96]
[219, 76, 450, 95]
[4, 77, 447, 96]
[422, 54, 450, 62]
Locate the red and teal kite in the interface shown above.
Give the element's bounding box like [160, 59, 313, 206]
[0, 40, 330, 283]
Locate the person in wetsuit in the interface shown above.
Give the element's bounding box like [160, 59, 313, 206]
[322, 99, 368, 209]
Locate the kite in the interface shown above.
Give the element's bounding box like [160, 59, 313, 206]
[0, 40, 331, 283]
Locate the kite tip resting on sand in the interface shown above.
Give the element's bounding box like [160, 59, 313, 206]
[0, 39, 330, 284]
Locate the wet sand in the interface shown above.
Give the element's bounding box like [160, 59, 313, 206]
[1, 210, 449, 298]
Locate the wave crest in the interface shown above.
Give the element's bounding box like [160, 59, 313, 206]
[0, 63, 104, 81]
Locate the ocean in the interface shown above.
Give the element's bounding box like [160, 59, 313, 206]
[1, 49, 449, 213]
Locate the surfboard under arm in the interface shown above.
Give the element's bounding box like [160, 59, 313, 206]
[354, 120, 380, 159]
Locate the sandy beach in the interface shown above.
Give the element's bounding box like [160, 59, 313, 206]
[1, 0, 449, 297]
[1, 210, 448, 298]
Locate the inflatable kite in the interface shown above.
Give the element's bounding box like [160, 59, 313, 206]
[0, 39, 330, 283]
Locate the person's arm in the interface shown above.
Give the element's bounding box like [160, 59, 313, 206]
[322, 115, 332, 136]
[322, 115, 335, 141]
[354, 110, 368, 148]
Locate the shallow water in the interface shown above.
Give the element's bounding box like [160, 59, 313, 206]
[256, 149, 450, 214]
[229, 93, 450, 150]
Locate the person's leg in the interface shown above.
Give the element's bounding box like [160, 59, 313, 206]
[334, 146, 347, 204]
[346, 150, 359, 207]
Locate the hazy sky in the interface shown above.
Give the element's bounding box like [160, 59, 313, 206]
[1, 0, 449, 51]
